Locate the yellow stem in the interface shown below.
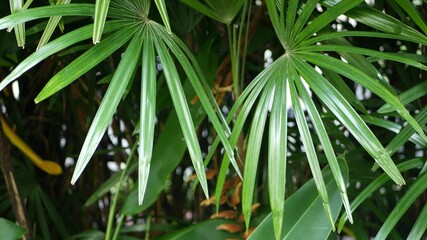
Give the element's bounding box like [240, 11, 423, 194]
[0, 117, 62, 175]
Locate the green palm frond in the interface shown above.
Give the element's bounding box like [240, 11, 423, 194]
[0, 0, 235, 206]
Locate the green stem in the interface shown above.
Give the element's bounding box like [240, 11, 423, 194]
[111, 214, 125, 240]
[144, 214, 152, 240]
[238, 0, 252, 91]
[105, 142, 138, 240]
[227, 23, 240, 99]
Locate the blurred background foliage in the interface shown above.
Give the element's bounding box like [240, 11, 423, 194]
[0, 0, 427, 239]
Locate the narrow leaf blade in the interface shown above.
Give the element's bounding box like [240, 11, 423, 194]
[268, 62, 288, 240]
[0, 20, 123, 92]
[138, 32, 156, 204]
[71, 32, 143, 184]
[35, 26, 135, 103]
[93, 0, 111, 44]
[291, 57, 405, 185]
[153, 35, 209, 199]
[289, 73, 335, 230]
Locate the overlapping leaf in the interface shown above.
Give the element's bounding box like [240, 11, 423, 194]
[71, 31, 142, 184]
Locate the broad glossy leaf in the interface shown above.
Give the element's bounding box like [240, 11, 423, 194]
[291, 57, 405, 185]
[0, 218, 26, 240]
[0, 20, 124, 92]
[249, 163, 346, 240]
[35, 25, 136, 103]
[71, 33, 143, 184]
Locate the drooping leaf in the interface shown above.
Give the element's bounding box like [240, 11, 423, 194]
[0, 4, 95, 30]
[298, 52, 427, 144]
[153, 34, 209, 199]
[214, 58, 282, 209]
[153, 22, 239, 178]
[0, 20, 124, 92]
[294, 69, 352, 223]
[138, 31, 156, 204]
[268, 61, 288, 240]
[71, 32, 143, 184]
[35, 25, 136, 103]
[289, 72, 335, 230]
[291, 57, 405, 185]
[242, 75, 276, 230]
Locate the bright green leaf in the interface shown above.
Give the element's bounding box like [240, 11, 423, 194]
[71, 32, 143, 184]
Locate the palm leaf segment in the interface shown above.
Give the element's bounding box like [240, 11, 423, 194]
[0, 0, 239, 205]
[221, 0, 427, 239]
